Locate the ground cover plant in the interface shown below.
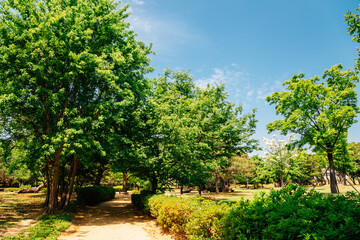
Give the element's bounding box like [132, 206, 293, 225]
[1, 213, 72, 240]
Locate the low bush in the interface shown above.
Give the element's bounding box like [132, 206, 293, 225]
[113, 186, 123, 192]
[4, 187, 20, 192]
[2, 213, 72, 240]
[131, 189, 155, 213]
[19, 184, 32, 190]
[77, 186, 115, 206]
[218, 184, 360, 240]
[148, 195, 229, 238]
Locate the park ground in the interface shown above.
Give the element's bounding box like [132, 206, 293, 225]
[0, 184, 358, 239]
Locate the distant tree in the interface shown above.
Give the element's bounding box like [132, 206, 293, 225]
[262, 135, 298, 187]
[266, 65, 359, 193]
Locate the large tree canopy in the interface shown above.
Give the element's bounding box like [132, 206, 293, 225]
[266, 65, 359, 193]
[0, 0, 152, 212]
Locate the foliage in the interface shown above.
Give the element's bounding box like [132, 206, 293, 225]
[148, 194, 228, 238]
[113, 186, 123, 192]
[218, 185, 360, 240]
[262, 135, 298, 187]
[0, 0, 152, 212]
[77, 186, 115, 206]
[2, 213, 72, 240]
[266, 65, 359, 193]
[4, 187, 20, 192]
[134, 69, 258, 193]
[130, 189, 155, 213]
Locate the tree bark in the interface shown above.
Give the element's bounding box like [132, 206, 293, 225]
[122, 171, 128, 192]
[151, 177, 158, 194]
[62, 155, 78, 210]
[180, 185, 183, 194]
[214, 171, 219, 194]
[47, 149, 62, 213]
[328, 152, 339, 194]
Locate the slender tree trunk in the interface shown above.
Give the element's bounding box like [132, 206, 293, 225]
[48, 149, 62, 213]
[325, 167, 330, 185]
[62, 156, 78, 210]
[220, 177, 226, 193]
[279, 172, 284, 188]
[214, 171, 219, 194]
[327, 152, 339, 194]
[151, 177, 158, 194]
[180, 185, 183, 194]
[122, 171, 128, 192]
[246, 180, 249, 189]
[94, 167, 104, 186]
[44, 159, 51, 208]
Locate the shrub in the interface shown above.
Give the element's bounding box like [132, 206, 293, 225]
[218, 184, 360, 240]
[19, 184, 32, 190]
[131, 189, 154, 213]
[77, 186, 115, 206]
[113, 186, 123, 192]
[4, 187, 20, 192]
[185, 200, 228, 239]
[148, 195, 229, 238]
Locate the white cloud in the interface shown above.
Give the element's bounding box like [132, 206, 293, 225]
[131, 0, 145, 5]
[195, 67, 246, 89]
[124, 5, 203, 56]
[194, 65, 286, 110]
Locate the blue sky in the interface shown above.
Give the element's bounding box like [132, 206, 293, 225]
[122, 0, 360, 155]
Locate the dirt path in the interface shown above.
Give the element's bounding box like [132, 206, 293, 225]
[58, 193, 174, 240]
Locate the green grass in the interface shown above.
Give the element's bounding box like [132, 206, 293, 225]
[0, 192, 45, 231]
[166, 183, 360, 203]
[2, 213, 73, 240]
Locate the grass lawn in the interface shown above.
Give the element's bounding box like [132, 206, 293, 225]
[166, 183, 360, 203]
[0, 191, 45, 233]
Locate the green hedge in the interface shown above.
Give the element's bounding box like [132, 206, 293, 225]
[219, 185, 360, 240]
[131, 189, 154, 213]
[145, 185, 360, 240]
[148, 194, 228, 239]
[77, 186, 115, 206]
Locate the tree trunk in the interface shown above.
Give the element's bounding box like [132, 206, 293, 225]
[246, 180, 249, 189]
[44, 159, 50, 208]
[180, 185, 183, 194]
[47, 149, 62, 213]
[325, 167, 330, 185]
[151, 177, 158, 194]
[94, 167, 104, 186]
[62, 156, 78, 210]
[220, 177, 226, 193]
[214, 171, 219, 194]
[122, 171, 128, 192]
[279, 172, 284, 188]
[327, 152, 339, 194]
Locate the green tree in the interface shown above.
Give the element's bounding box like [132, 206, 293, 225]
[0, 0, 152, 212]
[266, 65, 359, 193]
[262, 135, 298, 187]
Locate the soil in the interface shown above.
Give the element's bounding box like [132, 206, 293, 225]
[58, 193, 174, 240]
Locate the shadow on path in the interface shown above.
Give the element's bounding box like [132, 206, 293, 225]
[58, 193, 173, 240]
